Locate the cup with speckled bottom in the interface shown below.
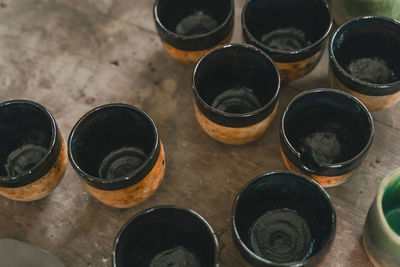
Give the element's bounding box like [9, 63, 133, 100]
[363, 168, 400, 267]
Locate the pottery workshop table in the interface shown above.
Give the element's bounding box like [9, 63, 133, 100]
[0, 0, 399, 266]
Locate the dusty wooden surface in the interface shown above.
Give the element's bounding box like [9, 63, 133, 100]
[0, 0, 399, 266]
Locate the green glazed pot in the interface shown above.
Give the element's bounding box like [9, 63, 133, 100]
[331, 0, 400, 25]
[363, 168, 400, 267]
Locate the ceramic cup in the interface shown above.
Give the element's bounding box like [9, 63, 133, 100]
[331, 0, 400, 26]
[192, 44, 280, 145]
[280, 89, 374, 187]
[0, 100, 67, 201]
[242, 0, 332, 81]
[153, 0, 234, 64]
[329, 16, 400, 111]
[113, 205, 219, 267]
[363, 168, 400, 267]
[232, 171, 336, 266]
[68, 104, 166, 208]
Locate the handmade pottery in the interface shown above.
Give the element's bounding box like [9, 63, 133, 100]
[113, 205, 218, 267]
[331, 0, 400, 26]
[242, 0, 332, 81]
[153, 0, 234, 64]
[0, 100, 67, 201]
[329, 16, 400, 111]
[68, 104, 166, 208]
[280, 89, 374, 187]
[363, 168, 400, 267]
[232, 171, 336, 266]
[192, 44, 280, 145]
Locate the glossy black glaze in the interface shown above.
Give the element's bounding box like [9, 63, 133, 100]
[113, 206, 218, 267]
[68, 104, 160, 191]
[280, 89, 374, 177]
[329, 16, 400, 96]
[242, 0, 332, 63]
[232, 171, 336, 267]
[193, 44, 280, 127]
[153, 0, 234, 51]
[0, 100, 61, 188]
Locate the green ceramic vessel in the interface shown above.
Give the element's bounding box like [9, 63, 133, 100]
[331, 0, 400, 25]
[363, 168, 400, 267]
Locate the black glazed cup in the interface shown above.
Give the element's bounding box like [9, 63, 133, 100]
[0, 100, 67, 201]
[329, 16, 400, 111]
[232, 171, 336, 267]
[192, 44, 280, 145]
[153, 0, 234, 64]
[242, 0, 332, 81]
[280, 89, 374, 187]
[113, 205, 219, 267]
[68, 104, 166, 208]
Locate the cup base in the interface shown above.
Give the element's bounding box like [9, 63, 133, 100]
[362, 228, 382, 267]
[0, 137, 68, 201]
[83, 142, 166, 208]
[280, 147, 354, 187]
[194, 102, 278, 145]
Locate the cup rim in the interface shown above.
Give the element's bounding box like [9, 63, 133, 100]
[241, 0, 332, 58]
[67, 103, 159, 189]
[192, 43, 280, 120]
[153, 0, 234, 41]
[376, 168, 400, 244]
[329, 16, 400, 90]
[280, 88, 374, 170]
[0, 99, 58, 186]
[112, 205, 219, 267]
[232, 170, 336, 266]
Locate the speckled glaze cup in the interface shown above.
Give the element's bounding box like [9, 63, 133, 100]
[113, 205, 219, 267]
[242, 0, 332, 81]
[363, 168, 400, 267]
[232, 171, 336, 266]
[0, 100, 67, 201]
[280, 89, 374, 187]
[68, 104, 166, 208]
[192, 44, 280, 145]
[329, 16, 400, 111]
[153, 0, 234, 64]
[331, 0, 400, 26]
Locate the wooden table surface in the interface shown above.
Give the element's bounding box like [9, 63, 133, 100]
[0, 0, 399, 266]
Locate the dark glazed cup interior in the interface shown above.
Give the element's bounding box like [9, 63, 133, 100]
[242, 0, 332, 62]
[280, 89, 374, 176]
[113, 206, 218, 267]
[232, 171, 336, 266]
[329, 16, 400, 96]
[68, 104, 160, 190]
[154, 0, 234, 51]
[193, 44, 280, 127]
[0, 100, 60, 188]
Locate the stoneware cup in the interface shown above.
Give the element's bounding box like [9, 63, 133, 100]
[331, 0, 400, 26]
[0, 100, 67, 201]
[68, 104, 166, 208]
[242, 0, 332, 81]
[280, 89, 374, 187]
[329, 16, 400, 111]
[232, 171, 336, 266]
[112, 205, 219, 267]
[153, 0, 234, 64]
[363, 168, 400, 267]
[192, 44, 280, 145]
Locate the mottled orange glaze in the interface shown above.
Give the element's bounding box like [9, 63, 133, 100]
[329, 66, 400, 111]
[83, 142, 166, 208]
[162, 34, 232, 64]
[280, 147, 355, 187]
[276, 50, 323, 81]
[0, 137, 68, 201]
[194, 102, 278, 145]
